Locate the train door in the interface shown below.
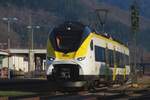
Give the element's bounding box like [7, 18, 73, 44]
[90, 40, 96, 74]
[104, 46, 110, 81]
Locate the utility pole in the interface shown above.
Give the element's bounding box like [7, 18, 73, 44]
[2, 17, 18, 79]
[2, 17, 18, 49]
[130, 0, 140, 84]
[28, 15, 33, 73]
[27, 15, 40, 72]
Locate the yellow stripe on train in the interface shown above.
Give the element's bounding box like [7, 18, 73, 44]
[47, 39, 55, 57]
[55, 51, 76, 60]
[75, 34, 92, 58]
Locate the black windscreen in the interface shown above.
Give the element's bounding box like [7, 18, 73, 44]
[55, 30, 83, 52]
[49, 22, 91, 53]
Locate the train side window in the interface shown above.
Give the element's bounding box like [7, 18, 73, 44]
[108, 50, 114, 67]
[90, 40, 93, 50]
[116, 52, 125, 68]
[111, 50, 114, 66]
[125, 55, 129, 65]
[120, 53, 124, 68]
[95, 46, 105, 62]
[127, 56, 129, 65]
[116, 52, 120, 67]
[123, 54, 126, 67]
[118, 52, 123, 68]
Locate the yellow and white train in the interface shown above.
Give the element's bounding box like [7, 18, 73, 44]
[46, 22, 130, 87]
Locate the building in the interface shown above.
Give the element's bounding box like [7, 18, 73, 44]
[3, 49, 46, 72]
[0, 50, 9, 69]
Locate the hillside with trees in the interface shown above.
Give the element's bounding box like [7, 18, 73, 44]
[0, 0, 149, 51]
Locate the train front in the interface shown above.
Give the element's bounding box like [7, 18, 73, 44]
[46, 22, 92, 87]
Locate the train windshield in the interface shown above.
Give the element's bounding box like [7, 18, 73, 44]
[49, 22, 91, 53]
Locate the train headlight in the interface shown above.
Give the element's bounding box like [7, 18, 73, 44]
[46, 65, 54, 75]
[77, 57, 85, 61]
[48, 57, 55, 61]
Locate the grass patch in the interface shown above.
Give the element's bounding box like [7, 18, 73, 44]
[0, 91, 36, 97]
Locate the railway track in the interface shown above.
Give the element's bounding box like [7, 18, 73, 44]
[0, 79, 58, 92]
[0, 79, 149, 100]
[4, 86, 150, 100]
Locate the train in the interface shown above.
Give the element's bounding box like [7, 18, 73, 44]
[46, 21, 130, 89]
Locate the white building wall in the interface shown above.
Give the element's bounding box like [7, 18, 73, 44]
[2, 49, 46, 72]
[9, 56, 13, 69]
[23, 61, 28, 72]
[7, 55, 29, 72]
[2, 57, 8, 68]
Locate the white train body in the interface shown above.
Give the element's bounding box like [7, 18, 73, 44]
[46, 22, 130, 87]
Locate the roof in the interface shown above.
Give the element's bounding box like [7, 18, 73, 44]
[0, 49, 9, 55]
[9, 49, 46, 54]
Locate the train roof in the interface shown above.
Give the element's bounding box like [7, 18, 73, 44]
[93, 32, 129, 49]
[54, 21, 85, 32]
[52, 21, 128, 49]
